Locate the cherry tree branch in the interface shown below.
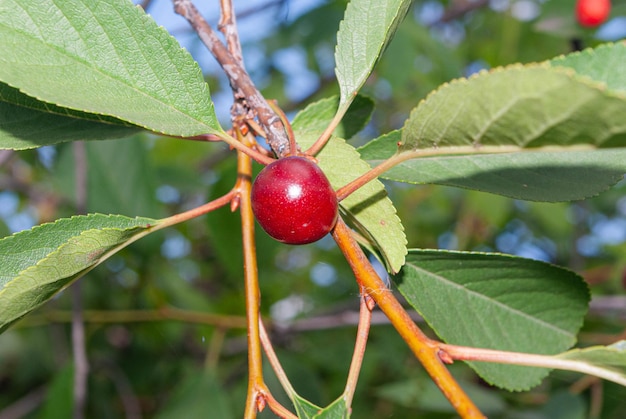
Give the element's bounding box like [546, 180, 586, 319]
[235, 129, 264, 419]
[331, 217, 485, 418]
[218, 0, 244, 65]
[172, 0, 291, 157]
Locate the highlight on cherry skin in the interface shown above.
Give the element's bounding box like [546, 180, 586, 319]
[251, 156, 339, 245]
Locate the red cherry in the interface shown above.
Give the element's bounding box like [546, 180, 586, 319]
[251, 156, 338, 245]
[576, 0, 611, 27]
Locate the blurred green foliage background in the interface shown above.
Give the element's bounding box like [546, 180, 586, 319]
[1, 0, 626, 417]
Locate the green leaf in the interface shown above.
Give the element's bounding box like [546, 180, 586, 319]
[555, 340, 626, 386]
[335, 0, 411, 110]
[313, 396, 349, 419]
[292, 394, 322, 419]
[359, 64, 626, 201]
[0, 0, 221, 137]
[0, 214, 159, 333]
[394, 249, 590, 391]
[293, 100, 407, 273]
[549, 43, 626, 94]
[291, 95, 375, 139]
[360, 145, 626, 202]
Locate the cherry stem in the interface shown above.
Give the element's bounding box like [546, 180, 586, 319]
[158, 189, 237, 230]
[188, 132, 275, 166]
[259, 321, 300, 410]
[335, 153, 407, 201]
[331, 217, 485, 418]
[305, 106, 346, 157]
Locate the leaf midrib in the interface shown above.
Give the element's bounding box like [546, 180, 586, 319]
[406, 261, 576, 338]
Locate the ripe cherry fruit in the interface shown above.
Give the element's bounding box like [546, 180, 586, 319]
[251, 156, 338, 245]
[576, 0, 611, 27]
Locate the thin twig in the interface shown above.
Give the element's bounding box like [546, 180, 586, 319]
[305, 112, 344, 157]
[183, 132, 274, 165]
[173, 0, 291, 157]
[343, 292, 373, 408]
[219, 0, 244, 65]
[259, 320, 300, 414]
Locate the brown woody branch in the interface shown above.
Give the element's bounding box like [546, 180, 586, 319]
[172, 0, 291, 157]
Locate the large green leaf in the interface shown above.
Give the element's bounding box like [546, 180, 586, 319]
[335, 0, 411, 111]
[293, 99, 407, 273]
[0, 0, 221, 137]
[360, 133, 626, 201]
[359, 61, 626, 201]
[0, 214, 159, 332]
[394, 249, 589, 391]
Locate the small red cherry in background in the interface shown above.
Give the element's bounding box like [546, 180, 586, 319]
[576, 0, 611, 27]
[251, 156, 338, 245]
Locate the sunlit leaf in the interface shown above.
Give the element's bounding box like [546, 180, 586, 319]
[359, 62, 626, 201]
[335, 0, 411, 111]
[0, 0, 221, 136]
[0, 214, 159, 332]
